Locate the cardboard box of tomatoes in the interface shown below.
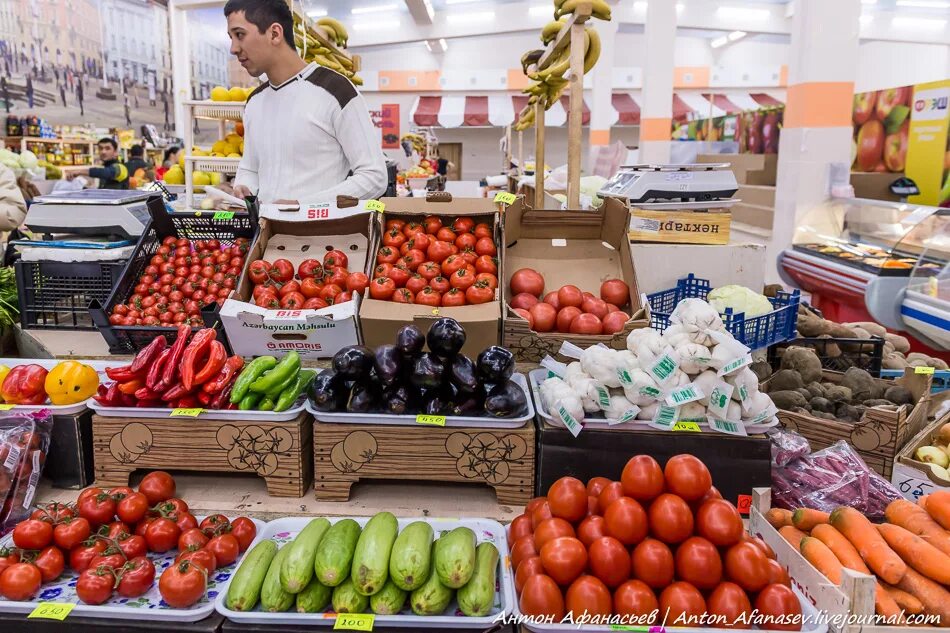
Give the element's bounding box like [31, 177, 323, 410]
[219, 207, 377, 359]
[501, 198, 649, 362]
[358, 194, 510, 358]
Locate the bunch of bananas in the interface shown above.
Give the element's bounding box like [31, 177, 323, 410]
[554, 0, 612, 21]
[401, 133, 427, 155]
[292, 14, 363, 86]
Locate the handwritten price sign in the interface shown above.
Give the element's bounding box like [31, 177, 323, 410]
[416, 414, 446, 427]
[170, 408, 203, 418]
[28, 602, 75, 620]
[334, 613, 375, 631]
[493, 191, 517, 205]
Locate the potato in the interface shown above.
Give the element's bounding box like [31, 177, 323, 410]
[749, 359, 773, 382]
[806, 382, 826, 399]
[810, 397, 835, 413]
[885, 333, 911, 354]
[882, 352, 909, 370]
[816, 334, 841, 358]
[829, 323, 859, 339]
[770, 390, 809, 410]
[770, 369, 805, 392]
[846, 321, 887, 338]
[882, 341, 895, 356]
[824, 384, 852, 402]
[842, 367, 880, 401]
[780, 346, 823, 384]
[797, 312, 831, 337]
[884, 385, 913, 406]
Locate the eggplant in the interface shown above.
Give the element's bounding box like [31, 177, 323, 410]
[449, 355, 479, 394]
[423, 390, 451, 415]
[347, 383, 379, 413]
[374, 344, 402, 386]
[452, 392, 484, 416]
[333, 345, 375, 379]
[426, 317, 466, 358]
[477, 346, 515, 383]
[410, 353, 445, 390]
[484, 380, 528, 418]
[308, 369, 345, 412]
[396, 325, 426, 356]
[382, 384, 412, 415]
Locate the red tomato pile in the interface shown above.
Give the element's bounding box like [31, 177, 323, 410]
[510, 454, 802, 629]
[368, 216, 498, 307]
[0, 471, 255, 609]
[109, 237, 250, 327]
[508, 268, 632, 335]
[248, 250, 365, 310]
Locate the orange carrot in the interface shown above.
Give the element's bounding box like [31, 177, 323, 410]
[830, 506, 907, 585]
[877, 523, 950, 584]
[793, 508, 831, 531]
[925, 491, 950, 531]
[919, 495, 929, 511]
[800, 536, 843, 584]
[767, 508, 794, 529]
[886, 499, 950, 557]
[895, 567, 950, 625]
[882, 584, 924, 615]
[779, 525, 808, 549]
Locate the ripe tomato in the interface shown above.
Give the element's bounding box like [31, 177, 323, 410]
[604, 497, 648, 546]
[159, 560, 207, 608]
[34, 546, 65, 583]
[725, 542, 771, 592]
[385, 219, 406, 231]
[571, 313, 603, 335]
[177, 548, 217, 573]
[256, 292, 279, 309]
[345, 273, 369, 295]
[455, 233, 476, 250]
[473, 222, 492, 239]
[664, 455, 712, 502]
[117, 535, 147, 560]
[428, 276, 449, 294]
[557, 285, 583, 308]
[520, 574, 565, 620]
[376, 246, 400, 265]
[766, 558, 792, 587]
[417, 261, 440, 281]
[76, 566, 115, 605]
[603, 311, 630, 334]
[300, 277, 323, 299]
[566, 574, 612, 618]
[577, 515, 607, 547]
[510, 534, 538, 571]
[402, 249, 426, 271]
[515, 556, 544, 594]
[539, 536, 587, 586]
[589, 536, 631, 588]
[53, 517, 91, 550]
[509, 268, 544, 296]
[402, 221, 424, 238]
[745, 534, 776, 560]
[103, 520, 131, 541]
[206, 533, 240, 566]
[696, 499, 744, 547]
[597, 481, 625, 515]
[116, 556, 155, 599]
[534, 518, 575, 551]
[381, 228, 406, 249]
[585, 477, 609, 498]
[279, 292, 306, 309]
[556, 307, 582, 333]
[708, 581, 753, 629]
[649, 493, 694, 544]
[387, 266, 410, 288]
[78, 494, 116, 527]
[582, 297, 609, 319]
[302, 297, 329, 310]
[547, 477, 588, 524]
[465, 281, 494, 305]
[0, 552, 20, 577]
[69, 540, 107, 573]
[510, 292, 539, 311]
[441, 288, 466, 307]
[229, 518, 256, 552]
[474, 237, 496, 256]
[415, 287, 441, 307]
[405, 233, 430, 253]
[422, 215, 442, 234]
[323, 250, 348, 271]
[703, 486, 725, 503]
[369, 277, 396, 300]
[675, 536, 723, 590]
[530, 500, 553, 529]
[278, 280, 301, 297]
[512, 308, 534, 328]
[529, 302, 557, 332]
[392, 288, 414, 304]
[435, 227, 457, 243]
[614, 579, 658, 621]
[12, 519, 53, 550]
[526, 497, 547, 513]
[601, 278, 630, 307]
[621, 455, 665, 503]
[374, 263, 394, 279]
[296, 258, 324, 280]
[660, 582, 707, 626]
[198, 514, 229, 535]
[509, 514, 533, 543]
[145, 517, 181, 553]
[452, 217, 475, 234]
[441, 255, 465, 276]
[178, 528, 209, 552]
[139, 471, 175, 505]
[470, 254, 495, 276]
[427, 240, 453, 263]
[631, 537, 675, 589]
[755, 584, 802, 631]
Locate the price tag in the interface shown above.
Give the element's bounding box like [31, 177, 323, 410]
[28, 602, 75, 620]
[665, 383, 704, 407]
[494, 191, 517, 205]
[617, 368, 633, 386]
[556, 404, 583, 437]
[416, 414, 446, 427]
[672, 421, 702, 432]
[0, 404, 15, 410]
[708, 416, 748, 437]
[736, 383, 751, 409]
[915, 366, 935, 375]
[648, 352, 679, 385]
[170, 408, 203, 418]
[3, 444, 21, 471]
[212, 210, 235, 220]
[334, 613, 375, 631]
[718, 354, 752, 377]
[649, 404, 679, 431]
[614, 407, 641, 425]
[595, 386, 611, 411]
[736, 494, 753, 515]
[365, 200, 385, 213]
[707, 380, 734, 419]
[639, 385, 661, 399]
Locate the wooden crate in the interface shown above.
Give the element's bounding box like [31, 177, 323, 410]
[628, 208, 731, 245]
[313, 421, 535, 505]
[91, 413, 313, 497]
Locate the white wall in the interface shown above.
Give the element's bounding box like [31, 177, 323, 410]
[855, 41, 950, 92]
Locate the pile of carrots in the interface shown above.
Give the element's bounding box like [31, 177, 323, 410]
[767, 491, 950, 625]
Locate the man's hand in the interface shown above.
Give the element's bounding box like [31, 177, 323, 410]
[232, 184, 253, 200]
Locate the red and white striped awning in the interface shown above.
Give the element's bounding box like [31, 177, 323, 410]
[409, 92, 784, 128]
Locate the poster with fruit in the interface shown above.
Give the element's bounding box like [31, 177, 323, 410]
[852, 85, 913, 174]
[905, 80, 950, 207]
[736, 108, 782, 154]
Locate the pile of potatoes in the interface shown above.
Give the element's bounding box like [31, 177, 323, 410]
[796, 307, 948, 371]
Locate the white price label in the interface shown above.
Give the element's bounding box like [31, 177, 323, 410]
[617, 368, 634, 386]
[892, 463, 940, 501]
[665, 384, 704, 407]
[557, 405, 583, 437]
[649, 404, 679, 431]
[613, 406, 641, 426]
[707, 380, 734, 419]
[649, 352, 679, 385]
[718, 354, 752, 377]
[3, 444, 21, 471]
[708, 416, 748, 437]
[639, 385, 661, 398]
[595, 386, 611, 411]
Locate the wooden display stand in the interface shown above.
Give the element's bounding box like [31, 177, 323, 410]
[312, 421, 535, 505]
[91, 413, 313, 497]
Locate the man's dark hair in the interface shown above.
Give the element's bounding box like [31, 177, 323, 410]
[130, 144, 144, 158]
[224, 0, 295, 48]
[163, 146, 180, 162]
[97, 137, 117, 150]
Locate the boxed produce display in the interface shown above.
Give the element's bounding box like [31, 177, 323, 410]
[502, 199, 648, 362]
[220, 210, 376, 359]
[218, 513, 513, 627]
[893, 416, 950, 498]
[360, 195, 506, 357]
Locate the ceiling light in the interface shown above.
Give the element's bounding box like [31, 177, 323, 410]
[446, 10, 495, 23]
[352, 19, 398, 31]
[529, 5, 553, 17]
[727, 30, 746, 41]
[306, 9, 327, 18]
[716, 6, 771, 20]
[351, 4, 398, 15]
[438, 38, 447, 51]
[710, 35, 729, 48]
[892, 15, 948, 27]
[896, 0, 950, 7]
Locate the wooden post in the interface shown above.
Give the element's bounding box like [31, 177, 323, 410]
[567, 22, 585, 210]
[534, 101, 545, 210]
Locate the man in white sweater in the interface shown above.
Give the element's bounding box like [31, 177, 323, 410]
[225, 0, 387, 203]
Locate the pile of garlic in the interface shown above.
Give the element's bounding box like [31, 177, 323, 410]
[539, 298, 778, 433]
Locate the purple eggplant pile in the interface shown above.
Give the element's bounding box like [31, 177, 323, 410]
[308, 317, 528, 418]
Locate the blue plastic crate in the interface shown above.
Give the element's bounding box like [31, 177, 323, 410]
[881, 369, 950, 393]
[646, 273, 801, 350]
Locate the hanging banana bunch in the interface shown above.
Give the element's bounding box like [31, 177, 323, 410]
[291, 13, 363, 85]
[316, 17, 349, 48]
[401, 133, 427, 155]
[555, 0, 612, 21]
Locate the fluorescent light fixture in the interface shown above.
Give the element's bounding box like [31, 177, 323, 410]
[352, 18, 398, 31]
[438, 38, 447, 51]
[634, 1, 684, 12]
[896, 0, 950, 7]
[716, 6, 771, 20]
[892, 15, 948, 27]
[445, 0, 480, 4]
[351, 3, 398, 15]
[860, 14, 873, 24]
[529, 4, 552, 16]
[727, 30, 746, 41]
[306, 9, 327, 17]
[710, 35, 729, 48]
[446, 10, 495, 23]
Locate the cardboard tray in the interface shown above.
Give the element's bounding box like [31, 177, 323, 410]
[893, 395, 950, 497]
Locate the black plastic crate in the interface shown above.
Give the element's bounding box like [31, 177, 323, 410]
[89, 195, 259, 354]
[767, 336, 885, 377]
[16, 259, 126, 330]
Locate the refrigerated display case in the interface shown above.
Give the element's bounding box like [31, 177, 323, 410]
[890, 220, 950, 350]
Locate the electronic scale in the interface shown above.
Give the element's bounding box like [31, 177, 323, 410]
[24, 189, 154, 239]
[598, 163, 739, 204]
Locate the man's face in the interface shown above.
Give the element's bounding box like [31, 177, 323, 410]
[227, 11, 277, 78]
[98, 142, 116, 162]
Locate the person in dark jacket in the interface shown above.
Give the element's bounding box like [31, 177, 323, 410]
[125, 144, 149, 177]
[66, 137, 130, 189]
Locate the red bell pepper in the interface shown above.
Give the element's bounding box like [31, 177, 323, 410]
[1, 364, 49, 404]
[161, 324, 193, 388]
[180, 328, 216, 390]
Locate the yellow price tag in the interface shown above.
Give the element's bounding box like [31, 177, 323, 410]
[672, 421, 702, 432]
[213, 211, 235, 220]
[494, 191, 517, 205]
[0, 404, 15, 410]
[365, 200, 385, 213]
[334, 613, 375, 631]
[170, 408, 204, 418]
[416, 414, 446, 427]
[915, 366, 936, 375]
[28, 602, 75, 620]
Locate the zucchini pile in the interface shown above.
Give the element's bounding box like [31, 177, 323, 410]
[225, 513, 500, 617]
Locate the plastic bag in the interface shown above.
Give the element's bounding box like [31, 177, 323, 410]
[0, 409, 53, 534]
[771, 438, 902, 521]
[768, 427, 811, 467]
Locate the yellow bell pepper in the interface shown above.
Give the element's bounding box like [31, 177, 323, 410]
[0, 365, 10, 392]
[45, 361, 100, 405]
